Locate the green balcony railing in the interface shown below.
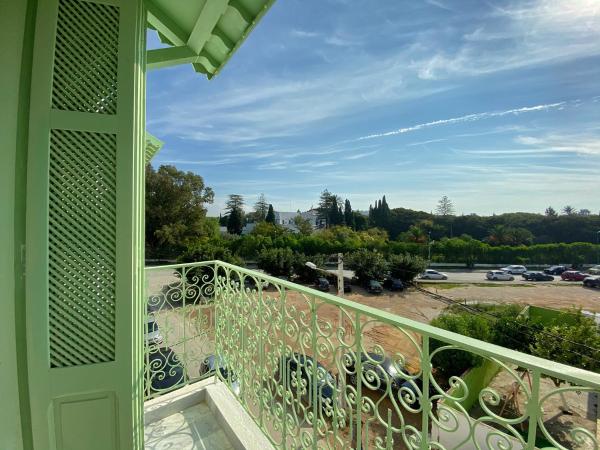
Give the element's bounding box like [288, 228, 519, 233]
[145, 261, 600, 449]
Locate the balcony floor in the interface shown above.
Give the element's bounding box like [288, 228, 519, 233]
[144, 379, 274, 450]
[145, 400, 234, 450]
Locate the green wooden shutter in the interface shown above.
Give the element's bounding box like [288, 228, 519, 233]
[26, 0, 145, 449]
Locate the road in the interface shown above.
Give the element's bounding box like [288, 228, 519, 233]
[418, 270, 567, 284]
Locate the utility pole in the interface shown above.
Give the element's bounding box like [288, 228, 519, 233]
[337, 253, 344, 297]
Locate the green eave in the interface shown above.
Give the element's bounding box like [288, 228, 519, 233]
[145, 132, 164, 163]
[146, 0, 275, 78]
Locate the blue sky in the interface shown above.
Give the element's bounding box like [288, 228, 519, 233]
[147, 0, 600, 216]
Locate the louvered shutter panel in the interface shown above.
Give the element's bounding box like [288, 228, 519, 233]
[26, 0, 145, 449]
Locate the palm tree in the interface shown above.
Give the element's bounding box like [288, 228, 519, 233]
[488, 225, 509, 245]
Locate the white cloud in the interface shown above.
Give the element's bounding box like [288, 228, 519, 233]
[424, 0, 452, 11]
[156, 158, 234, 166]
[290, 29, 320, 38]
[413, 0, 600, 80]
[515, 133, 600, 155]
[358, 102, 565, 140]
[343, 150, 378, 160]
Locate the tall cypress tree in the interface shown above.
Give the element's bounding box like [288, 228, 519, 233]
[265, 204, 276, 224]
[344, 199, 354, 229]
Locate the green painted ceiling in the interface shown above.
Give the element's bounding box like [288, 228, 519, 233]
[146, 0, 275, 78]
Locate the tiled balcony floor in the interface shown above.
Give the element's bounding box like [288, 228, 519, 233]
[144, 401, 234, 450]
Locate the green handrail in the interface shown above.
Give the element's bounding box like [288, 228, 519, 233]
[145, 260, 600, 450]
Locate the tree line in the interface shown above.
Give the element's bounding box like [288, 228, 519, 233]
[145, 165, 600, 266]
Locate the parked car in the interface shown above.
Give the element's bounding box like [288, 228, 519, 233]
[199, 354, 240, 395]
[279, 353, 336, 411]
[366, 279, 383, 294]
[145, 347, 186, 396]
[583, 276, 600, 289]
[145, 315, 163, 346]
[345, 352, 433, 408]
[589, 265, 600, 275]
[383, 278, 405, 291]
[345, 352, 408, 391]
[521, 271, 554, 282]
[500, 265, 527, 275]
[419, 269, 448, 280]
[486, 270, 515, 281]
[314, 277, 330, 292]
[561, 271, 589, 281]
[544, 265, 569, 275]
[343, 277, 352, 293]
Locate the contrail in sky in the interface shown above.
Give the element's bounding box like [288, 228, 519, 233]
[357, 102, 566, 141]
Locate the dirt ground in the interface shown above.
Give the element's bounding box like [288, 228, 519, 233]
[469, 369, 598, 450]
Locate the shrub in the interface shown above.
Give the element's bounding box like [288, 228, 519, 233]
[387, 253, 427, 282]
[346, 249, 388, 283]
[257, 247, 296, 277]
[430, 312, 492, 379]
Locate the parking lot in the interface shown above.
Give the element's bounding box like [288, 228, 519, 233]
[418, 269, 565, 284]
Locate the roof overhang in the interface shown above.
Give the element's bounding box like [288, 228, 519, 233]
[146, 0, 275, 78]
[145, 132, 164, 163]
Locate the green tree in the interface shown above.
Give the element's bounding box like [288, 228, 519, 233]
[387, 253, 427, 282]
[226, 194, 244, 213]
[353, 211, 369, 231]
[253, 193, 269, 222]
[346, 249, 388, 283]
[545, 206, 557, 217]
[145, 164, 214, 258]
[530, 312, 600, 380]
[404, 224, 428, 243]
[562, 205, 576, 216]
[293, 215, 313, 236]
[370, 195, 391, 229]
[344, 199, 354, 229]
[318, 190, 344, 227]
[257, 247, 296, 277]
[227, 208, 244, 235]
[265, 204, 276, 224]
[435, 195, 455, 216]
[430, 312, 493, 379]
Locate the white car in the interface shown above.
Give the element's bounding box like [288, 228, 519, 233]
[589, 265, 600, 275]
[420, 269, 448, 280]
[145, 316, 163, 346]
[500, 265, 527, 275]
[486, 270, 515, 281]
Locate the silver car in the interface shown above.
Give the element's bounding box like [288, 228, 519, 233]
[145, 316, 163, 346]
[487, 270, 515, 281]
[420, 269, 448, 280]
[500, 265, 527, 274]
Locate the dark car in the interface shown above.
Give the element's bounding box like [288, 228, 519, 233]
[199, 354, 240, 395]
[544, 265, 568, 275]
[345, 352, 433, 408]
[367, 280, 383, 294]
[383, 278, 404, 291]
[343, 277, 353, 293]
[561, 271, 589, 281]
[279, 353, 336, 410]
[583, 276, 600, 289]
[345, 352, 408, 391]
[315, 277, 330, 292]
[522, 271, 554, 281]
[145, 347, 186, 396]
